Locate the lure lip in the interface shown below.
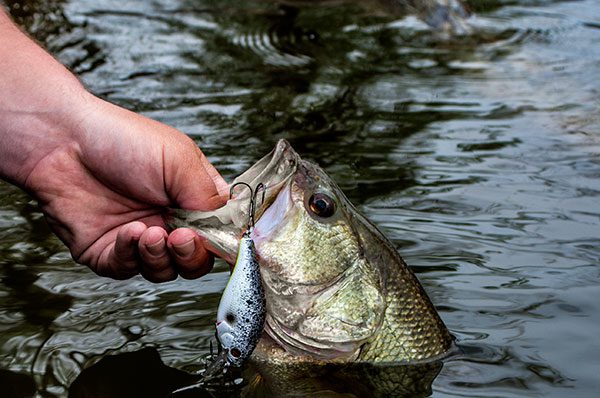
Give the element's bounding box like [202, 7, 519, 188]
[216, 320, 235, 350]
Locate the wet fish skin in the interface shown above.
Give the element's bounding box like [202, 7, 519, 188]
[169, 140, 452, 364]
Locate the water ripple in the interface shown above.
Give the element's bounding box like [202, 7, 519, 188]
[1, 0, 600, 397]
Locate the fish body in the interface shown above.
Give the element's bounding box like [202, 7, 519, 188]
[215, 229, 266, 367]
[169, 140, 452, 364]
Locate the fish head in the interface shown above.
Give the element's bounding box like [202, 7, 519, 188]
[168, 140, 451, 363]
[246, 145, 388, 361]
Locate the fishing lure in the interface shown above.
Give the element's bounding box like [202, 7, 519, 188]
[215, 229, 265, 365]
[207, 182, 267, 370]
[170, 183, 267, 396]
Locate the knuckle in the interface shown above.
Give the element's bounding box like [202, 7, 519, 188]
[176, 254, 214, 278]
[111, 259, 140, 280]
[173, 253, 202, 269]
[142, 259, 171, 275]
[141, 268, 177, 283]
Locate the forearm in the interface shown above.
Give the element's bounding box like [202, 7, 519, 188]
[0, 10, 90, 189]
[0, 9, 228, 281]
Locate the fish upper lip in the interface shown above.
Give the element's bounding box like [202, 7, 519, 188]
[251, 184, 293, 249]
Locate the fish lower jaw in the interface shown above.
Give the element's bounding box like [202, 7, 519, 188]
[260, 317, 361, 362]
[252, 334, 349, 367]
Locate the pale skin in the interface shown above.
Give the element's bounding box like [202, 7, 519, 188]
[0, 10, 229, 282]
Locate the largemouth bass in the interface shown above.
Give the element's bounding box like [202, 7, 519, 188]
[169, 140, 452, 364]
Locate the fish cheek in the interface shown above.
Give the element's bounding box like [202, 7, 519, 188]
[299, 259, 385, 345]
[259, 213, 355, 285]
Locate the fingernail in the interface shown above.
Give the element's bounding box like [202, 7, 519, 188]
[146, 239, 165, 256]
[173, 239, 194, 257]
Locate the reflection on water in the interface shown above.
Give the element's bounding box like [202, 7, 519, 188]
[69, 348, 197, 398]
[240, 342, 444, 398]
[67, 347, 443, 398]
[1, 0, 600, 396]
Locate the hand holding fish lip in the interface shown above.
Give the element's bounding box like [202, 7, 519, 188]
[168, 141, 300, 264]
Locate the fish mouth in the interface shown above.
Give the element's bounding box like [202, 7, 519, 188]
[231, 139, 300, 222]
[166, 140, 301, 262]
[251, 184, 294, 248]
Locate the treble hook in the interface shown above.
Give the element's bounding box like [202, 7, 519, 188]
[229, 182, 266, 229]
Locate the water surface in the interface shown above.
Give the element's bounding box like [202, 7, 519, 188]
[1, 0, 599, 396]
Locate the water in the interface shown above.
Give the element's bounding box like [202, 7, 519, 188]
[1, 0, 599, 396]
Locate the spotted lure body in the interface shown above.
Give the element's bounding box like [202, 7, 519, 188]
[215, 227, 266, 367]
[169, 227, 265, 395]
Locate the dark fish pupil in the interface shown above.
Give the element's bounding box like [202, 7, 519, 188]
[316, 199, 327, 211]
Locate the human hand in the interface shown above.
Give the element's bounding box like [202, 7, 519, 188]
[0, 10, 228, 281]
[24, 95, 229, 282]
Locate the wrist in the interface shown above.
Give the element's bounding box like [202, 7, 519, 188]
[0, 82, 93, 190]
[0, 11, 94, 190]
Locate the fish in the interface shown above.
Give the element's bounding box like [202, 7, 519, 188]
[168, 139, 453, 365]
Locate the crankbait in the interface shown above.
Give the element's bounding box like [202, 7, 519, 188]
[202, 183, 267, 374]
[214, 227, 265, 365]
[170, 183, 267, 396]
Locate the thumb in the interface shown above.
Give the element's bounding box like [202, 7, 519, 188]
[202, 155, 230, 202]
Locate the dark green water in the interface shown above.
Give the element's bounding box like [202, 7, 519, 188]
[1, 0, 599, 396]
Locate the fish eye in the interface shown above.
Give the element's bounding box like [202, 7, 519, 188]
[308, 193, 336, 218]
[226, 313, 235, 323]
